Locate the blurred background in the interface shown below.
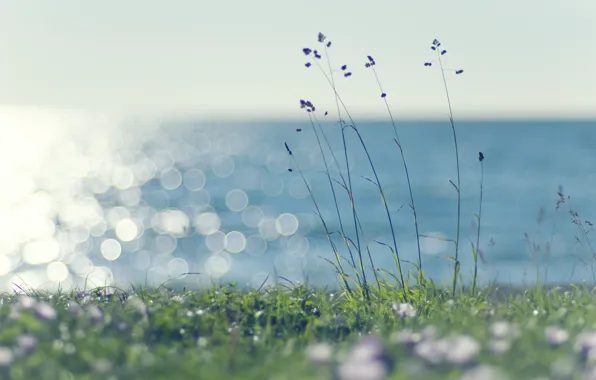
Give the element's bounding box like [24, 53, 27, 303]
[0, 1, 594, 291]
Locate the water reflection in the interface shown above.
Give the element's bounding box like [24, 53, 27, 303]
[1, 108, 595, 291]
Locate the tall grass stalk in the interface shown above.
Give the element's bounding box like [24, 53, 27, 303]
[283, 137, 353, 296]
[309, 112, 377, 294]
[319, 36, 368, 296]
[472, 152, 485, 295]
[365, 58, 424, 290]
[302, 36, 407, 298]
[429, 40, 463, 298]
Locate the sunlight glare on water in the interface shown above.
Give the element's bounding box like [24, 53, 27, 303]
[1, 107, 590, 290]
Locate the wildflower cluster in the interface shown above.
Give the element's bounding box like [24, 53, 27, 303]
[424, 39, 464, 74]
[299, 99, 315, 112]
[302, 32, 331, 68]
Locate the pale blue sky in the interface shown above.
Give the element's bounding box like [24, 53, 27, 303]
[0, 0, 594, 119]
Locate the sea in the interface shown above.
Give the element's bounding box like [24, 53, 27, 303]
[1, 108, 595, 291]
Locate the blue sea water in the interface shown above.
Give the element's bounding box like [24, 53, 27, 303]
[1, 113, 596, 291]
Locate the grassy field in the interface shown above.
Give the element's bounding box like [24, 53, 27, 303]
[1, 283, 596, 379]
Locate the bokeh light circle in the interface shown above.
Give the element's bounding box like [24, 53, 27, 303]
[225, 189, 248, 212]
[276, 213, 299, 236]
[101, 239, 122, 261]
[204, 252, 232, 278]
[194, 212, 221, 235]
[47, 261, 69, 282]
[183, 168, 206, 191]
[115, 218, 138, 242]
[224, 231, 246, 254]
[242, 206, 264, 228]
[245, 235, 267, 257]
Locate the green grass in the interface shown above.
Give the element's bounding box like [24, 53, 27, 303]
[2, 283, 596, 379]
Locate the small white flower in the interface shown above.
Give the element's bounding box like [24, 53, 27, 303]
[336, 360, 388, 380]
[17, 296, 36, 310]
[67, 303, 83, 316]
[445, 335, 481, 365]
[35, 302, 57, 320]
[490, 321, 519, 340]
[545, 326, 569, 346]
[392, 303, 416, 318]
[414, 339, 449, 365]
[488, 339, 511, 355]
[86, 305, 103, 324]
[575, 331, 596, 356]
[0, 347, 14, 366]
[336, 336, 390, 380]
[126, 296, 148, 318]
[305, 343, 334, 365]
[16, 335, 37, 355]
[390, 329, 421, 347]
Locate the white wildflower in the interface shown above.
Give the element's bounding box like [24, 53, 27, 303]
[392, 303, 416, 318]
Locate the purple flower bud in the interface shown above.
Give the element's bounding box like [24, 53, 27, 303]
[324, 111, 328, 116]
[318, 32, 326, 43]
[433, 39, 440, 46]
[381, 93, 386, 98]
[367, 55, 375, 62]
[344, 72, 352, 77]
[313, 50, 322, 59]
[341, 64, 347, 71]
[303, 48, 312, 56]
[326, 41, 332, 47]
[441, 50, 447, 55]
[284, 142, 292, 155]
[365, 63, 371, 68]
[424, 62, 432, 67]
[305, 62, 311, 68]
[431, 46, 436, 51]
[455, 70, 464, 74]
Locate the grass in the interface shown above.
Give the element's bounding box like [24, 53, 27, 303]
[3, 284, 596, 379]
[2, 32, 596, 379]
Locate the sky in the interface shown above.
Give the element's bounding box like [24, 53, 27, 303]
[0, 0, 594, 119]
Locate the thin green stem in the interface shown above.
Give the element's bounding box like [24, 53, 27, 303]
[472, 159, 484, 296]
[438, 53, 461, 299]
[370, 66, 423, 284]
